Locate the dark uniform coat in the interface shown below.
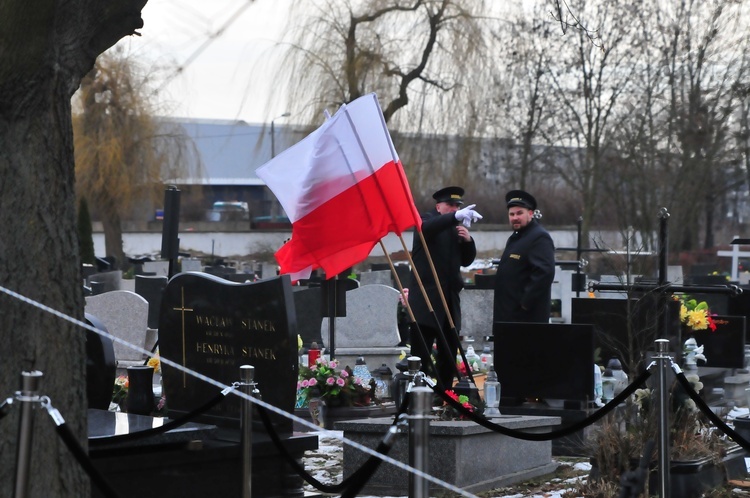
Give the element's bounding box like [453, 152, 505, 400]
[493, 219, 555, 323]
[409, 210, 477, 332]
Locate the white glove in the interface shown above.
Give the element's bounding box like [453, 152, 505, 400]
[454, 204, 483, 228]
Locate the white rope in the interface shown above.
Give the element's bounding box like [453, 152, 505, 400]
[0, 283, 479, 498]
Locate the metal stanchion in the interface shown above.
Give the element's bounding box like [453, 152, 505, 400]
[654, 339, 671, 498]
[240, 365, 259, 498]
[408, 386, 431, 498]
[14, 371, 43, 498]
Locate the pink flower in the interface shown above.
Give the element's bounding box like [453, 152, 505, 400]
[326, 377, 335, 385]
[340, 370, 349, 378]
[336, 377, 345, 387]
[308, 378, 317, 387]
[329, 360, 338, 369]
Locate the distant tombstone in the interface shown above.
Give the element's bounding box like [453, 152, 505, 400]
[293, 286, 324, 348]
[181, 258, 202, 273]
[85, 313, 116, 410]
[143, 260, 170, 277]
[667, 265, 684, 284]
[461, 289, 494, 339]
[135, 275, 168, 330]
[323, 284, 403, 371]
[158, 273, 297, 432]
[359, 270, 392, 287]
[85, 291, 150, 369]
[204, 265, 237, 277]
[87, 270, 122, 295]
[393, 264, 411, 288]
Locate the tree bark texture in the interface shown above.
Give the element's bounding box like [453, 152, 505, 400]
[0, 0, 146, 495]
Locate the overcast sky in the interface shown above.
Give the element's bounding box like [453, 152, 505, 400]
[115, 0, 293, 124]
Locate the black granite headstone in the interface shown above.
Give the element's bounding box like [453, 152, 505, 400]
[135, 275, 168, 329]
[85, 313, 116, 410]
[292, 286, 324, 348]
[572, 296, 681, 371]
[690, 315, 746, 369]
[158, 273, 297, 433]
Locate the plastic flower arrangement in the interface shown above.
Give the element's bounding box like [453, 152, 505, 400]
[437, 389, 484, 420]
[297, 357, 375, 408]
[111, 375, 129, 407]
[676, 295, 716, 332]
[147, 351, 161, 374]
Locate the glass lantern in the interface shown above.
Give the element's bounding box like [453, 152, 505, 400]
[483, 365, 501, 417]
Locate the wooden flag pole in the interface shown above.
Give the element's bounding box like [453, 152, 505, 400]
[398, 234, 473, 384]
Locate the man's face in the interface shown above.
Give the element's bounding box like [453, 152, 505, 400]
[508, 206, 533, 230]
[436, 201, 461, 215]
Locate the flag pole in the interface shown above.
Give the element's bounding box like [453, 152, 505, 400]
[411, 232, 475, 384]
[398, 235, 471, 385]
[378, 240, 443, 386]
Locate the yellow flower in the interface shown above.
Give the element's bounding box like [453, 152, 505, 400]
[686, 309, 708, 330]
[297, 334, 303, 351]
[679, 304, 688, 322]
[147, 354, 161, 374]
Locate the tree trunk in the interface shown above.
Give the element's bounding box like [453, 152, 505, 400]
[0, 1, 147, 495]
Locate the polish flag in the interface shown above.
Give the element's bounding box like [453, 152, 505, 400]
[256, 93, 421, 279]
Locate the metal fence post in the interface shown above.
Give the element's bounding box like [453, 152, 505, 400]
[409, 386, 431, 498]
[240, 365, 259, 498]
[655, 339, 671, 498]
[14, 371, 43, 498]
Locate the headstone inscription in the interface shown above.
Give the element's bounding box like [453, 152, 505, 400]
[158, 273, 297, 433]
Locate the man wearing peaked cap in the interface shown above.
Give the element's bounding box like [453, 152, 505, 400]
[493, 189, 555, 323]
[505, 190, 537, 211]
[408, 186, 482, 388]
[432, 186, 465, 205]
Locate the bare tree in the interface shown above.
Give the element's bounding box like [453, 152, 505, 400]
[73, 48, 197, 268]
[275, 0, 489, 126]
[651, 0, 749, 252]
[0, 1, 147, 495]
[537, 0, 637, 242]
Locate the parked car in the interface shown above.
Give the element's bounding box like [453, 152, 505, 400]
[207, 201, 249, 222]
[251, 215, 291, 229]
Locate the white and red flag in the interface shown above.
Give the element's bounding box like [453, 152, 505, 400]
[256, 93, 421, 279]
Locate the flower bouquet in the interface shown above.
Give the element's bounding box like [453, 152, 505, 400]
[676, 295, 716, 332]
[297, 357, 376, 408]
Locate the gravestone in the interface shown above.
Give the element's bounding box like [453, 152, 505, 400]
[135, 275, 168, 329]
[143, 260, 170, 277]
[359, 270, 392, 287]
[461, 289, 494, 339]
[87, 270, 122, 295]
[85, 313, 116, 410]
[158, 273, 298, 433]
[292, 286, 324, 348]
[181, 258, 202, 272]
[85, 290, 150, 371]
[322, 284, 403, 370]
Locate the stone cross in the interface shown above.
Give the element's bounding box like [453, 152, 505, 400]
[717, 236, 750, 281]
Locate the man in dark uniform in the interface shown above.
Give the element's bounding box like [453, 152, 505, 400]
[408, 186, 481, 388]
[493, 190, 555, 323]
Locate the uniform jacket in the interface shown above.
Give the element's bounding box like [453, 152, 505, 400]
[408, 209, 477, 331]
[493, 219, 555, 323]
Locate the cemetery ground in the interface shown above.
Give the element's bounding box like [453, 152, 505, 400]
[302, 432, 750, 497]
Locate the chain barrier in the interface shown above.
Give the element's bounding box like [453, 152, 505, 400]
[11, 280, 750, 497]
[434, 367, 653, 441]
[671, 360, 750, 453]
